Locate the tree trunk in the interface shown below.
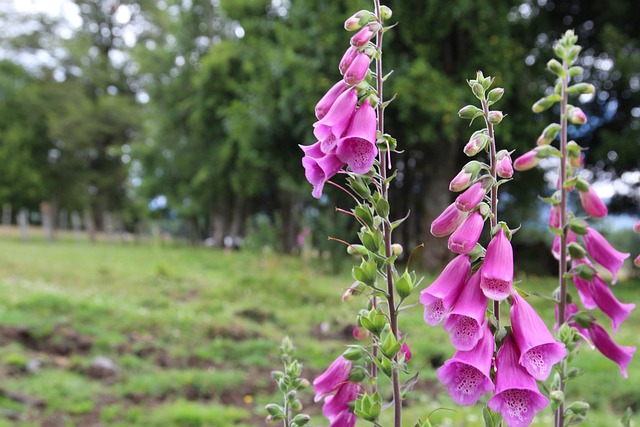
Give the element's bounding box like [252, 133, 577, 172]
[71, 211, 83, 241]
[209, 196, 229, 248]
[40, 201, 54, 241]
[2, 203, 11, 230]
[84, 208, 96, 243]
[279, 192, 297, 254]
[17, 208, 29, 241]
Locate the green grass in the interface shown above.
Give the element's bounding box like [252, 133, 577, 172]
[0, 235, 637, 426]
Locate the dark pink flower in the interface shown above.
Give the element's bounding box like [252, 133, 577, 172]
[398, 333, 412, 361]
[634, 221, 640, 233]
[488, 335, 549, 427]
[480, 228, 513, 301]
[437, 321, 494, 406]
[313, 356, 352, 402]
[339, 46, 359, 75]
[583, 227, 630, 284]
[588, 274, 635, 333]
[510, 292, 567, 381]
[448, 211, 484, 254]
[430, 203, 468, 237]
[443, 270, 488, 351]
[449, 170, 473, 192]
[344, 52, 371, 85]
[419, 254, 471, 326]
[588, 322, 636, 378]
[322, 381, 359, 421]
[513, 147, 544, 171]
[302, 153, 345, 199]
[455, 181, 487, 212]
[571, 259, 597, 309]
[313, 88, 357, 142]
[548, 205, 560, 229]
[328, 410, 357, 427]
[315, 81, 349, 120]
[579, 185, 608, 218]
[350, 22, 378, 47]
[496, 150, 514, 179]
[335, 100, 377, 174]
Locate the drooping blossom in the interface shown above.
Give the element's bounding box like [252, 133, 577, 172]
[344, 52, 371, 85]
[551, 231, 576, 261]
[339, 46, 359, 75]
[548, 205, 560, 229]
[588, 322, 636, 378]
[443, 270, 488, 351]
[430, 203, 468, 237]
[322, 381, 359, 421]
[583, 227, 630, 284]
[464, 134, 487, 156]
[488, 335, 549, 427]
[335, 100, 378, 174]
[480, 228, 513, 301]
[588, 274, 635, 333]
[313, 88, 358, 142]
[513, 147, 542, 171]
[328, 410, 357, 427]
[578, 185, 608, 218]
[634, 221, 640, 233]
[398, 333, 412, 361]
[510, 292, 567, 381]
[496, 150, 514, 179]
[419, 254, 471, 326]
[448, 211, 484, 254]
[302, 153, 345, 199]
[315, 81, 350, 120]
[455, 181, 487, 212]
[571, 258, 597, 310]
[437, 321, 494, 406]
[313, 356, 352, 402]
[350, 22, 378, 47]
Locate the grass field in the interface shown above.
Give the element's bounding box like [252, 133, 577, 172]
[0, 232, 637, 426]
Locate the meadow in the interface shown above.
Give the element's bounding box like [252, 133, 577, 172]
[0, 233, 637, 426]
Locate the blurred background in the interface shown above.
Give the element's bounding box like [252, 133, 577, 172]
[0, 0, 638, 426]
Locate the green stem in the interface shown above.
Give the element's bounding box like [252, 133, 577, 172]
[373, 1, 401, 426]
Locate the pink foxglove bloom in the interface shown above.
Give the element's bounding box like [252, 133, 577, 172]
[419, 254, 471, 325]
[449, 170, 473, 192]
[322, 381, 359, 421]
[302, 153, 345, 199]
[350, 23, 378, 47]
[455, 181, 487, 212]
[398, 333, 413, 361]
[338, 46, 359, 75]
[588, 322, 636, 378]
[313, 88, 357, 142]
[488, 335, 549, 427]
[496, 150, 514, 178]
[344, 52, 371, 85]
[448, 211, 484, 254]
[571, 258, 597, 310]
[568, 107, 587, 124]
[313, 356, 352, 402]
[463, 134, 486, 156]
[437, 321, 494, 406]
[548, 205, 560, 229]
[328, 410, 357, 427]
[583, 227, 630, 284]
[551, 231, 576, 261]
[443, 270, 488, 351]
[480, 228, 513, 301]
[635, 254, 640, 268]
[299, 141, 324, 159]
[510, 292, 567, 381]
[430, 203, 468, 237]
[579, 185, 608, 218]
[335, 100, 377, 174]
[315, 81, 349, 120]
[634, 220, 640, 233]
[588, 274, 635, 333]
[513, 147, 542, 171]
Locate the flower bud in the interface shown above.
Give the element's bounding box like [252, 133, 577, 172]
[339, 46, 359, 75]
[547, 59, 564, 76]
[487, 87, 504, 104]
[391, 243, 403, 255]
[464, 133, 488, 156]
[568, 107, 587, 125]
[395, 272, 413, 299]
[344, 52, 371, 85]
[567, 242, 587, 259]
[343, 346, 365, 360]
[568, 66, 584, 76]
[488, 111, 504, 124]
[575, 178, 589, 192]
[458, 105, 482, 120]
[514, 147, 542, 171]
[568, 83, 595, 95]
[548, 205, 560, 229]
[292, 414, 311, 426]
[431, 203, 467, 237]
[455, 181, 488, 212]
[342, 282, 362, 302]
[568, 218, 588, 235]
[450, 161, 482, 192]
[566, 401, 590, 416]
[350, 22, 379, 47]
[550, 390, 565, 402]
[537, 123, 561, 145]
[344, 10, 372, 31]
[348, 367, 367, 383]
[352, 326, 370, 341]
[380, 5, 392, 20]
[634, 221, 640, 233]
[496, 150, 513, 178]
[471, 82, 484, 99]
[532, 94, 560, 113]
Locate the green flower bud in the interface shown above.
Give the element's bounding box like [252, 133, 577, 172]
[568, 217, 588, 235]
[550, 390, 565, 402]
[458, 105, 482, 120]
[348, 366, 367, 383]
[575, 178, 589, 192]
[395, 272, 413, 299]
[265, 404, 285, 418]
[567, 83, 595, 95]
[568, 66, 584, 77]
[380, 5, 392, 20]
[487, 87, 504, 104]
[537, 123, 561, 145]
[391, 243, 403, 256]
[488, 110, 504, 124]
[472, 82, 485, 99]
[343, 346, 365, 361]
[567, 242, 587, 259]
[532, 94, 561, 113]
[566, 401, 590, 416]
[547, 59, 564, 76]
[292, 414, 311, 426]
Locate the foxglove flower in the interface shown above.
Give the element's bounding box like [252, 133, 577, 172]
[548, 205, 560, 229]
[430, 203, 468, 237]
[488, 334, 549, 427]
[588, 322, 636, 378]
[313, 88, 358, 142]
[443, 270, 488, 351]
[302, 153, 345, 199]
[513, 147, 542, 171]
[480, 228, 513, 301]
[328, 410, 357, 427]
[464, 134, 487, 156]
[496, 150, 514, 178]
[400, 340, 412, 361]
[338, 46, 359, 75]
[335, 100, 377, 174]
[551, 231, 576, 261]
[583, 227, 630, 284]
[511, 292, 567, 381]
[578, 185, 608, 218]
[588, 274, 635, 333]
[313, 356, 352, 402]
[449, 162, 481, 192]
[344, 52, 371, 85]
[315, 81, 349, 120]
[634, 220, 640, 233]
[635, 254, 640, 268]
[420, 254, 471, 325]
[299, 141, 324, 159]
[350, 22, 378, 47]
[571, 259, 597, 310]
[568, 106, 587, 124]
[448, 211, 484, 254]
[455, 181, 487, 212]
[437, 321, 494, 406]
[322, 381, 359, 421]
